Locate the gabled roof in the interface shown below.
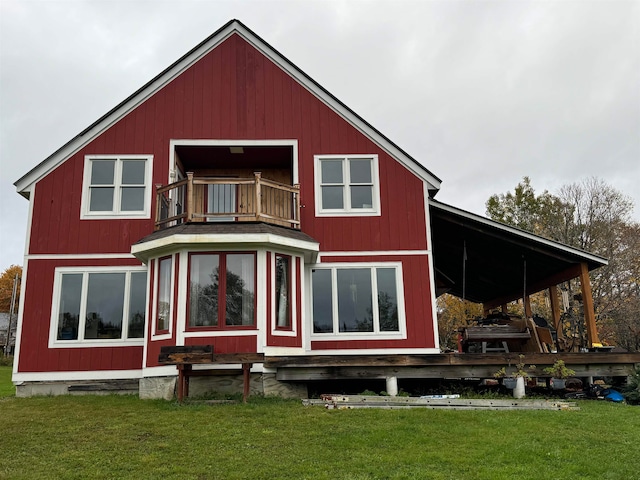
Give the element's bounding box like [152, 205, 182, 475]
[14, 19, 442, 198]
[429, 199, 607, 306]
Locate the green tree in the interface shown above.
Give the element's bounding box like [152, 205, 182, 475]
[0, 265, 22, 313]
[485, 177, 639, 350]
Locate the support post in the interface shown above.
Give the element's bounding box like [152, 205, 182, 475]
[524, 296, 532, 318]
[386, 376, 398, 396]
[579, 262, 600, 346]
[254, 172, 262, 222]
[242, 363, 253, 403]
[186, 172, 194, 223]
[548, 285, 563, 338]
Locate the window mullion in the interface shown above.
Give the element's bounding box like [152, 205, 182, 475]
[77, 273, 89, 341]
[219, 254, 227, 327]
[343, 159, 350, 211]
[371, 268, 380, 333]
[122, 271, 131, 340]
[114, 157, 122, 214]
[331, 268, 339, 334]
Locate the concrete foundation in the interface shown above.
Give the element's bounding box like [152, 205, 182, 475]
[139, 376, 177, 400]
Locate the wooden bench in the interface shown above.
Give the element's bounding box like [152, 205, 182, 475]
[158, 345, 265, 403]
[460, 326, 531, 353]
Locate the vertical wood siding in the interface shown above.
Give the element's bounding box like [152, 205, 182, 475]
[22, 32, 435, 372]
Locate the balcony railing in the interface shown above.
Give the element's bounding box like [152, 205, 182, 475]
[155, 172, 301, 230]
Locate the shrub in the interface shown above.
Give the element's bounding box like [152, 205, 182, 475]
[621, 365, 640, 405]
[0, 354, 13, 367]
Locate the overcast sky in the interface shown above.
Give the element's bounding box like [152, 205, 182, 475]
[1, 0, 638, 272]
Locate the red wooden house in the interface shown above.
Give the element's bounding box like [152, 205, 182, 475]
[12, 20, 615, 398]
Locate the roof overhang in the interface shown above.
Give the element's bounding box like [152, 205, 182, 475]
[131, 222, 320, 264]
[14, 19, 441, 198]
[429, 199, 608, 307]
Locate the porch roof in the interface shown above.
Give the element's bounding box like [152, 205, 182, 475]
[429, 200, 608, 306]
[131, 221, 319, 263]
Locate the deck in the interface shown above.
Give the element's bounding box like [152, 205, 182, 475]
[265, 352, 640, 381]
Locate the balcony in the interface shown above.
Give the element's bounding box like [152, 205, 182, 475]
[155, 172, 300, 230]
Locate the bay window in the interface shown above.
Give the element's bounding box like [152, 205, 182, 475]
[188, 253, 256, 328]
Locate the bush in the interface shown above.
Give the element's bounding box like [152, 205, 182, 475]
[621, 366, 640, 405]
[0, 354, 13, 367]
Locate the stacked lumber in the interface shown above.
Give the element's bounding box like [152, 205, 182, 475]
[303, 395, 578, 411]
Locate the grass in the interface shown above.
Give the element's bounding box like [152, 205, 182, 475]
[1, 365, 639, 479]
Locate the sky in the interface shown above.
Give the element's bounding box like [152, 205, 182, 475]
[1, 0, 638, 272]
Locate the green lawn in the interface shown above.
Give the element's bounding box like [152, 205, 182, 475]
[1, 366, 638, 479]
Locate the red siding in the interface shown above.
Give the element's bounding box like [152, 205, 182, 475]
[28, 33, 428, 256]
[18, 258, 144, 373]
[22, 32, 435, 370]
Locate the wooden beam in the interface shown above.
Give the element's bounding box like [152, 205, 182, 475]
[548, 285, 563, 337]
[524, 296, 532, 318]
[580, 262, 600, 346]
[484, 264, 583, 310]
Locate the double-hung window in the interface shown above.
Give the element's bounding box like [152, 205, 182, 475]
[82, 155, 153, 218]
[51, 267, 147, 346]
[311, 264, 405, 337]
[188, 253, 256, 328]
[314, 155, 380, 215]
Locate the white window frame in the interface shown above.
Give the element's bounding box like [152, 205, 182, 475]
[152, 255, 175, 341]
[81, 155, 154, 219]
[314, 154, 381, 216]
[49, 266, 148, 348]
[271, 253, 298, 337]
[309, 262, 406, 340]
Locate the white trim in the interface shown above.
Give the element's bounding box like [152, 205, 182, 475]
[26, 253, 138, 260]
[131, 232, 319, 263]
[12, 258, 29, 378]
[262, 346, 306, 356]
[429, 199, 609, 266]
[318, 250, 429, 259]
[306, 347, 441, 355]
[183, 330, 258, 338]
[309, 261, 407, 341]
[47, 265, 148, 348]
[314, 154, 381, 217]
[256, 250, 267, 352]
[424, 182, 441, 352]
[175, 250, 189, 347]
[270, 253, 298, 338]
[142, 365, 179, 377]
[15, 21, 440, 200]
[168, 139, 299, 185]
[13, 369, 142, 383]
[80, 155, 154, 219]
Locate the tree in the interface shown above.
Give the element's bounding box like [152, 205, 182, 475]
[436, 294, 483, 351]
[485, 177, 639, 350]
[0, 265, 22, 313]
[485, 176, 567, 236]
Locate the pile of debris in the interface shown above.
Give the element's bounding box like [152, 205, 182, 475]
[303, 394, 579, 411]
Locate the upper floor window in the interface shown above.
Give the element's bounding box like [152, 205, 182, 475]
[50, 267, 147, 347]
[314, 155, 380, 216]
[81, 155, 153, 219]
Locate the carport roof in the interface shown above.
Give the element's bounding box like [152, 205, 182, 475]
[429, 200, 607, 307]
